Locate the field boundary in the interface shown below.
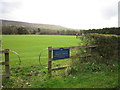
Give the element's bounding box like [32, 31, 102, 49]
[48, 45, 97, 76]
[48, 43, 118, 76]
[0, 49, 10, 78]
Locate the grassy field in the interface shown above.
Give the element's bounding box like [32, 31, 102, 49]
[2, 35, 80, 66]
[1, 35, 119, 88]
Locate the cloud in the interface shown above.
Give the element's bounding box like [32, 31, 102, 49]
[0, 0, 119, 29]
[0, 0, 22, 19]
[102, 4, 118, 20]
[118, 1, 120, 27]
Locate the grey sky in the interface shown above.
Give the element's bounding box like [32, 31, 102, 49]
[118, 1, 120, 27]
[0, 0, 119, 29]
[0, 0, 21, 19]
[102, 4, 117, 19]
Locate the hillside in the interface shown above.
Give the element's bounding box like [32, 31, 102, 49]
[1, 19, 68, 31]
[1, 19, 79, 35]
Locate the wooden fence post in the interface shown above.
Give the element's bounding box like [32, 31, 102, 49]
[48, 47, 52, 76]
[5, 49, 10, 78]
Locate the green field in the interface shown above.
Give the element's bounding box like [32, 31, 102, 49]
[2, 35, 80, 66]
[2, 35, 119, 88]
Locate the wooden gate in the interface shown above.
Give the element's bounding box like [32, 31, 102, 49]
[48, 43, 118, 76]
[48, 45, 97, 76]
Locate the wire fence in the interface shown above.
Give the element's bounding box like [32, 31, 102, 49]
[2, 35, 80, 78]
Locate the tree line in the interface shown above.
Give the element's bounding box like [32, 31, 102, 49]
[2, 25, 79, 35]
[80, 27, 120, 35]
[2, 25, 120, 35]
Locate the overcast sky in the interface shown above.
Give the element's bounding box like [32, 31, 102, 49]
[0, 0, 119, 29]
[118, 1, 120, 27]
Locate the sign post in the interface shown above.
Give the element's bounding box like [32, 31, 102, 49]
[53, 48, 70, 60]
[48, 47, 70, 76]
[48, 47, 52, 76]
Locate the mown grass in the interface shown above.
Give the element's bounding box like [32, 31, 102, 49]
[1, 35, 119, 88]
[2, 35, 80, 66]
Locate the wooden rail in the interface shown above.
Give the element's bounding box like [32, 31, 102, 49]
[48, 43, 118, 76]
[0, 49, 10, 78]
[48, 45, 99, 76]
[51, 43, 118, 50]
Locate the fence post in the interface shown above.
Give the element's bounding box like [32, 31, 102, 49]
[48, 47, 52, 76]
[5, 49, 10, 78]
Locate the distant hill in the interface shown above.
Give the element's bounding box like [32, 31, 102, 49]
[1, 19, 69, 31]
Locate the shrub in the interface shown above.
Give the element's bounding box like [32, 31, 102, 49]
[68, 33, 119, 75]
[79, 33, 119, 63]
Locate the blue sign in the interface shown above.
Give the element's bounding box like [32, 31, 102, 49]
[53, 48, 70, 60]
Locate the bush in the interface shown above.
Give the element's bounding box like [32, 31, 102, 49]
[81, 27, 120, 35]
[68, 33, 119, 75]
[79, 33, 119, 63]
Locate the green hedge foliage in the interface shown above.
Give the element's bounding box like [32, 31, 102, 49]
[79, 33, 119, 64]
[68, 33, 119, 75]
[80, 27, 120, 35]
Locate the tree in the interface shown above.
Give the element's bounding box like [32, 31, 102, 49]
[17, 27, 28, 34]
